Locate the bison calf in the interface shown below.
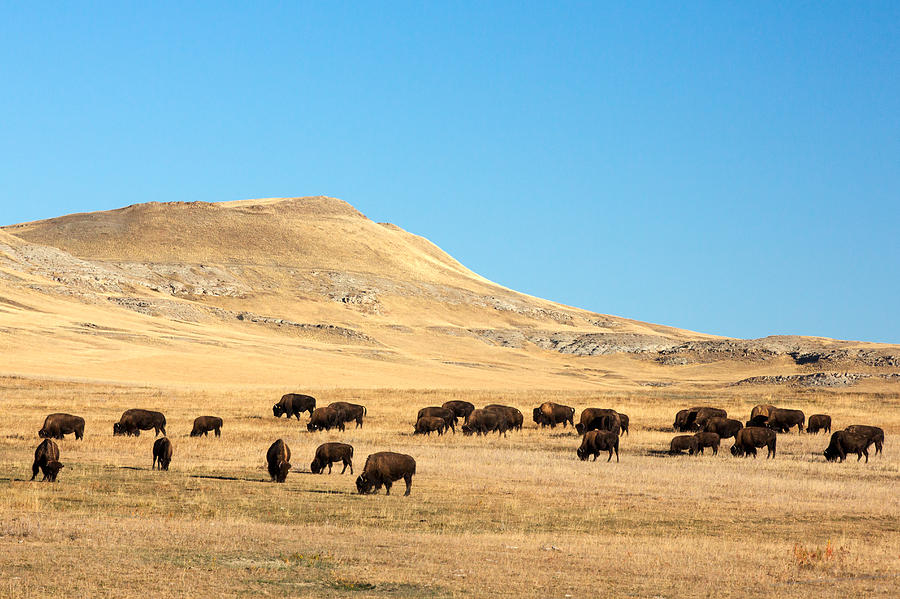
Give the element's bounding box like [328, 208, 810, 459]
[38, 413, 85, 440]
[267, 439, 292, 482]
[190, 416, 223, 437]
[31, 439, 63, 482]
[806, 414, 831, 434]
[693, 432, 721, 455]
[152, 437, 173, 471]
[577, 430, 619, 462]
[414, 416, 447, 436]
[311, 442, 353, 474]
[669, 435, 699, 455]
[356, 452, 416, 496]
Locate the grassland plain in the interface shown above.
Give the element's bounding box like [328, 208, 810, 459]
[1, 377, 898, 598]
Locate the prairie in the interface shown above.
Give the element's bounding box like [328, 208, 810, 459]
[1, 377, 897, 598]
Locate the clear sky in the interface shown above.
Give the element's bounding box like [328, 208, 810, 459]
[1, 2, 898, 342]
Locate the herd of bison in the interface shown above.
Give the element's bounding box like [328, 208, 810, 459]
[26, 394, 886, 496]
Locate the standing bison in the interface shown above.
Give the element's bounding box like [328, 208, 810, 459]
[843, 425, 884, 455]
[577, 430, 619, 462]
[806, 414, 831, 434]
[576, 408, 621, 436]
[113, 409, 166, 437]
[328, 402, 366, 429]
[307, 407, 345, 432]
[266, 439, 292, 482]
[31, 439, 63, 482]
[533, 402, 576, 428]
[824, 430, 871, 463]
[693, 432, 721, 455]
[703, 417, 743, 440]
[484, 405, 523, 431]
[669, 435, 699, 455]
[750, 404, 777, 421]
[152, 437, 173, 471]
[38, 413, 85, 440]
[273, 393, 316, 420]
[310, 442, 353, 474]
[765, 408, 805, 433]
[730, 427, 777, 458]
[355, 452, 416, 496]
[190, 416, 223, 437]
[674, 407, 727, 432]
[617, 413, 630, 435]
[417, 407, 456, 433]
[442, 400, 475, 423]
[414, 416, 447, 436]
[461, 409, 509, 437]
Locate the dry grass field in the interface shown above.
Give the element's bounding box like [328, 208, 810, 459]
[1, 376, 897, 598]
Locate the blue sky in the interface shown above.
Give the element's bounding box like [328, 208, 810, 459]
[1, 2, 898, 342]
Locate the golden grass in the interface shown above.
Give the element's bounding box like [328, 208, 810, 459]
[1, 377, 898, 598]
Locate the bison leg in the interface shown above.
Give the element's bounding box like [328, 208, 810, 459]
[214, 427, 220, 437]
[606, 449, 613, 462]
[383, 481, 392, 495]
[404, 475, 412, 496]
[30, 461, 39, 481]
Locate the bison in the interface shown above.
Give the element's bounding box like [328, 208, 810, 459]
[273, 393, 316, 420]
[38, 413, 85, 440]
[328, 402, 366, 429]
[765, 408, 805, 433]
[750, 404, 777, 421]
[576, 408, 620, 436]
[442, 400, 475, 423]
[674, 407, 727, 432]
[807, 414, 831, 435]
[30, 439, 63, 482]
[461, 409, 509, 437]
[266, 439, 292, 482]
[730, 427, 776, 458]
[824, 430, 871, 463]
[355, 452, 416, 496]
[618, 413, 630, 435]
[533, 402, 575, 428]
[417, 407, 456, 433]
[746, 415, 770, 428]
[669, 435, 699, 455]
[113, 409, 166, 437]
[310, 442, 353, 474]
[414, 416, 448, 436]
[703, 417, 743, 440]
[306, 406, 345, 432]
[843, 425, 884, 455]
[693, 432, 721, 455]
[190, 416, 223, 437]
[484, 405, 523, 431]
[152, 437, 173, 471]
[577, 430, 619, 462]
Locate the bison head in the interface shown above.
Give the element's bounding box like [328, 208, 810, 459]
[310, 458, 323, 474]
[306, 422, 318, 432]
[575, 423, 585, 435]
[276, 461, 291, 483]
[823, 447, 839, 462]
[112, 422, 124, 436]
[272, 404, 283, 418]
[38, 429, 50, 439]
[46, 461, 64, 480]
[576, 446, 589, 461]
[356, 473, 374, 494]
[730, 444, 744, 457]
[461, 425, 474, 436]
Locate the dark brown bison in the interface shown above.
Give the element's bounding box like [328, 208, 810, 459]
[693, 432, 721, 455]
[306, 406, 345, 432]
[765, 408, 805, 433]
[38, 413, 85, 440]
[824, 431, 871, 463]
[703, 417, 743, 440]
[669, 435, 699, 455]
[576, 408, 620, 435]
[461, 408, 509, 437]
[414, 416, 448, 436]
[731, 427, 776, 458]
[355, 452, 416, 496]
[113, 409, 166, 437]
[533, 402, 576, 428]
[328, 402, 366, 428]
[273, 393, 316, 419]
[190, 416, 223, 437]
[674, 407, 727, 432]
[484, 405, 523, 431]
[152, 437, 173, 471]
[617, 413, 630, 435]
[442, 400, 475, 423]
[310, 442, 353, 474]
[417, 407, 456, 432]
[577, 430, 619, 462]
[30, 439, 63, 482]
[807, 414, 831, 434]
[843, 425, 884, 455]
[750, 404, 777, 421]
[746, 415, 770, 428]
[266, 439, 291, 482]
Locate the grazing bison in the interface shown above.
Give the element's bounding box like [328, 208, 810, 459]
[746, 415, 770, 428]
[328, 402, 366, 429]
[30, 439, 63, 482]
[266, 439, 292, 482]
[414, 416, 448, 436]
[693, 432, 721, 455]
[807, 414, 831, 434]
[824, 431, 871, 463]
[576, 408, 621, 436]
[113, 409, 166, 437]
[152, 437, 173, 471]
[461, 408, 508, 437]
[190, 416, 223, 437]
[703, 417, 743, 440]
[355, 452, 416, 496]
[577, 430, 619, 462]
[674, 407, 727, 432]
[843, 425, 884, 455]
[306, 406, 345, 432]
[750, 404, 777, 421]
[669, 435, 699, 455]
[273, 393, 316, 419]
[38, 413, 85, 440]
[310, 442, 353, 474]
[766, 408, 805, 433]
[618, 413, 630, 435]
[417, 407, 456, 433]
[533, 402, 576, 428]
[484, 405, 523, 431]
[442, 400, 475, 423]
[731, 427, 776, 458]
